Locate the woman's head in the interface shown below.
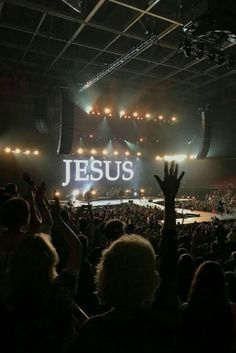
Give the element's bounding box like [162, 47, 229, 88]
[96, 234, 159, 310]
[189, 261, 227, 304]
[10, 233, 59, 301]
[1, 197, 30, 230]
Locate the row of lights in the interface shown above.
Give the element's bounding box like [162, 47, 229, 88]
[3, 147, 40, 155]
[155, 154, 197, 162]
[88, 107, 177, 122]
[57, 188, 147, 199]
[76, 148, 142, 157]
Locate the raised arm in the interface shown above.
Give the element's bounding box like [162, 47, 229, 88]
[155, 161, 185, 230]
[53, 196, 82, 275]
[153, 162, 184, 318]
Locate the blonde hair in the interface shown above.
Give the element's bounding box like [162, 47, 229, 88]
[96, 234, 159, 309]
[10, 233, 59, 303]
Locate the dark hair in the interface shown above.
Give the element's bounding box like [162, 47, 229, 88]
[1, 197, 30, 229]
[5, 183, 18, 196]
[181, 261, 234, 353]
[104, 219, 125, 242]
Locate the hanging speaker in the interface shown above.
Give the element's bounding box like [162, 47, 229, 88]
[197, 107, 211, 159]
[57, 90, 75, 155]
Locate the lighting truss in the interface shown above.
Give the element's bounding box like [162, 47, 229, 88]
[79, 34, 158, 93]
[61, 0, 82, 13]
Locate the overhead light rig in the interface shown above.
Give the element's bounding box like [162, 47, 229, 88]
[180, 0, 236, 67]
[79, 34, 158, 93]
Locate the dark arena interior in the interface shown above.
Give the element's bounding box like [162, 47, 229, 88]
[1, 1, 236, 352]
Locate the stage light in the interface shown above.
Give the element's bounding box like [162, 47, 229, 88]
[91, 111, 95, 115]
[87, 106, 93, 113]
[33, 150, 39, 155]
[171, 116, 177, 122]
[55, 191, 60, 197]
[140, 189, 145, 193]
[72, 189, 80, 197]
[120, 110, 125, 117]
[91, 149, 97, 155]
[125, 151, 130, 156]
[159, 115, 163, 120]
[104, 108, 111, 114]
[5, 147, 11, 153]
[102, 149, 108, 155]
[155, 156, 162, 161]
[137, 152, 142, 157]
[189, 154, 197, 160]
[97, 112, 101, 116]
[89, 134, 93, 138]
[91, 190, 96, 196]
[134, 191, 138, 197]
[109, 113, 112, 117]
[125, 189, 130, 193]
[77, 148, 83, 154]
[14, 148, 21, 154]
[133, 112, 138, 117]
[145, 113, 151, 118]
[113, 151, 119, 156]
[139, 138, 144, 142]
[24, 150, 31, 155]
[163, 154, 187, 162]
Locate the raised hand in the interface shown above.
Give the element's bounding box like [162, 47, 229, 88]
[154, 161, 185, 199]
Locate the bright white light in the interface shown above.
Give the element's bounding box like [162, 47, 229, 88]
[120, 110, 125, 117]
[134, 191, 138, 196]
[125, 151, 130, 156]
[189, 154, 197, 160]
[72, 189, 80, 197]
[137, 152, 142, 157]
[14, 148, 21, 154]
[5, 147, 11, 153]
[159, 115, 163, 120]
[171, 116, 177, 122]
[155, 156, 162, 161]
[140, 189, 145, 193]
[55, 191, 60, 197]
[91, 190, 96, 196]
[24, 150, 31, 155]
[133, 112, 138, 117]
[113, 151, 119, 156]
[145, 113, 151, 118]
[163, 154, 187, 162]
[125, 189, 130, 193]
[91, 149, 97, 155]
[104, 107, 111, 114]
[33, 150, 39, 155]
[87, 106, 93, 113]
[77, 148, 84, 154]
[102, 149, 108, 155]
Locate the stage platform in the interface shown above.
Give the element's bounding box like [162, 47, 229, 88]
[72, 198, 236, 225]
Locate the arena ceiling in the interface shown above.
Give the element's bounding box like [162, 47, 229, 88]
[0, 0, 236, 109]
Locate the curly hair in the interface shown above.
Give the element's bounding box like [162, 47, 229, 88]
[96, 234, 159, 309]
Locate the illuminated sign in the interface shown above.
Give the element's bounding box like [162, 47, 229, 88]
[62, 159, 134, 186]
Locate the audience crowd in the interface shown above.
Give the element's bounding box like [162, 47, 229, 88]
[0, 162, 236, 353]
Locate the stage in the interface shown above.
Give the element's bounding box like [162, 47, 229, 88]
[71, 198, 236, 224]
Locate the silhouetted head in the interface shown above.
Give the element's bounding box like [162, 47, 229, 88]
[96, 235, 159, 310]
[1, 197, 30, 230]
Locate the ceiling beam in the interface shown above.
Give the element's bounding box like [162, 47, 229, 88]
[20, 12, 46, 63]
[47, 0, 106, 72]
[75, 0, 180, 78]
[0, 22, 208, 76]
[0, 39, 196, 86]
[108, 0, 182, 26]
